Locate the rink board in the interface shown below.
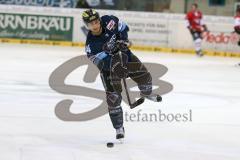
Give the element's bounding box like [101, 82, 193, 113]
[0, 38, 239, 58]
[0, 4, 239, 57]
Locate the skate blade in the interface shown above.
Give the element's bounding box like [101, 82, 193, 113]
[146, 95, 162, 102]
[118, 138, 124, 144]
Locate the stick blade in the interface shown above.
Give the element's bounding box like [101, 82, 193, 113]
[130, 97, 145, 109]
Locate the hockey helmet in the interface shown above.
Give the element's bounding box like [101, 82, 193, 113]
[82, 9, 100, 24]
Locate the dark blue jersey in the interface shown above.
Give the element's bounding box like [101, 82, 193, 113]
[85, 15, 130, 71]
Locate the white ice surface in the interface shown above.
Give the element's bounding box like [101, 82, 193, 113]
[0, 43, 240, 160]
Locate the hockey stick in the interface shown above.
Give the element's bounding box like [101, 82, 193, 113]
[118, 50, 145, 109]
[122, 77, 145, 109]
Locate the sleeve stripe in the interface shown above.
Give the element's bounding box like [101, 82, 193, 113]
[89, 52, 108, 65]
[118, 20, 127, 32]
[95, 51, 107, 59]
[235, 18, 240, 27]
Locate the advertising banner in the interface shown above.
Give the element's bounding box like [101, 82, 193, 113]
[0, 0, 76, 8]
[0, 12, 73, 41]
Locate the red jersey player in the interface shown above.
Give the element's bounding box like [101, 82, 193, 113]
[234, 7, 240, 46]
[186, 3, 208, 57]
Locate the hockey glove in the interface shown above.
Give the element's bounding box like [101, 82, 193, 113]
[116, 40, 131, 52]
[202, 25, 209, 32]
[103, 40, 118, 55]
[103, 40, 131, 55]
[234, 26, 240, 34]
[187, 26, 195, 33]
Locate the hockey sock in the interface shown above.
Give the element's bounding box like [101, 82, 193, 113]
[108, 106, 123, 129]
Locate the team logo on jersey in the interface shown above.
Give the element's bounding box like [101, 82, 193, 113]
[106, 20, 116, 31]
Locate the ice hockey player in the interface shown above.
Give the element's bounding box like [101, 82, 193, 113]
[82, 9, 161, 140]
[234, 7, 240, 46]
[186, 3, 208, 57]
